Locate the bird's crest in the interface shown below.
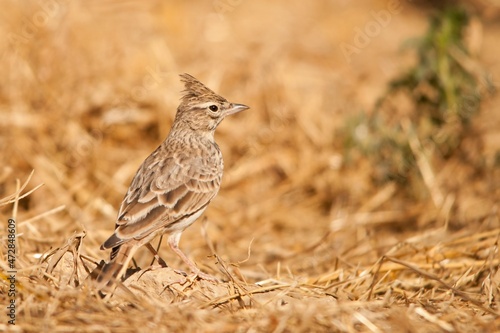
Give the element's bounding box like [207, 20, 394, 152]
[179, 73, 227, 107]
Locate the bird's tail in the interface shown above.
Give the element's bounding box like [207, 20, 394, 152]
[95, 245, 134, 292]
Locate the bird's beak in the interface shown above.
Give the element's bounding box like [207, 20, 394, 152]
[226, 103, 249, 116]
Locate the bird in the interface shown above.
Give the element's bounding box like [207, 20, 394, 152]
[95, 73, 248, 291]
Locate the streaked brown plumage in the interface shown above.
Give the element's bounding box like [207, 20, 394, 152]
[96, 73, 248, 290]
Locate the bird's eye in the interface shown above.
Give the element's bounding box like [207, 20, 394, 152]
[209, 105, 219, 112]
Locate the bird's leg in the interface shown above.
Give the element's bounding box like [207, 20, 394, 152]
[167, 232, 218, 282]
[146, 236, 168, 267]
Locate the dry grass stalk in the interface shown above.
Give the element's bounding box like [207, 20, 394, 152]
[1, 1, 500, 332]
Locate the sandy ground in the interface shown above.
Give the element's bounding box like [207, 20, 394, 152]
[1, 1, 500, 332]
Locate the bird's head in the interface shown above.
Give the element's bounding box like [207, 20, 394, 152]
[173, 73, 249, 133]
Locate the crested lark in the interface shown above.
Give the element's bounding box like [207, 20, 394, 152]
[96, 73, 248, 290]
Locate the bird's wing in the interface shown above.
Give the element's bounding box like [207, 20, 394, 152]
[101, 150, 221, 250]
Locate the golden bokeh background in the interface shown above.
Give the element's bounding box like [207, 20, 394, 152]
[1, 1, 500, 331]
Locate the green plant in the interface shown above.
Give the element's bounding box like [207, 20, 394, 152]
[345, 7, 494, 194]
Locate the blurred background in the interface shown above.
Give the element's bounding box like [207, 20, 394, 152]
[1, 0, 500, 330]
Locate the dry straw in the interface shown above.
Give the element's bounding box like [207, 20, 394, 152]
[1, 1, 500, 332]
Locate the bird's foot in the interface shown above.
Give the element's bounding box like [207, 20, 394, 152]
[172, 268, 218, 283]
[192, 270, 219, 283]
